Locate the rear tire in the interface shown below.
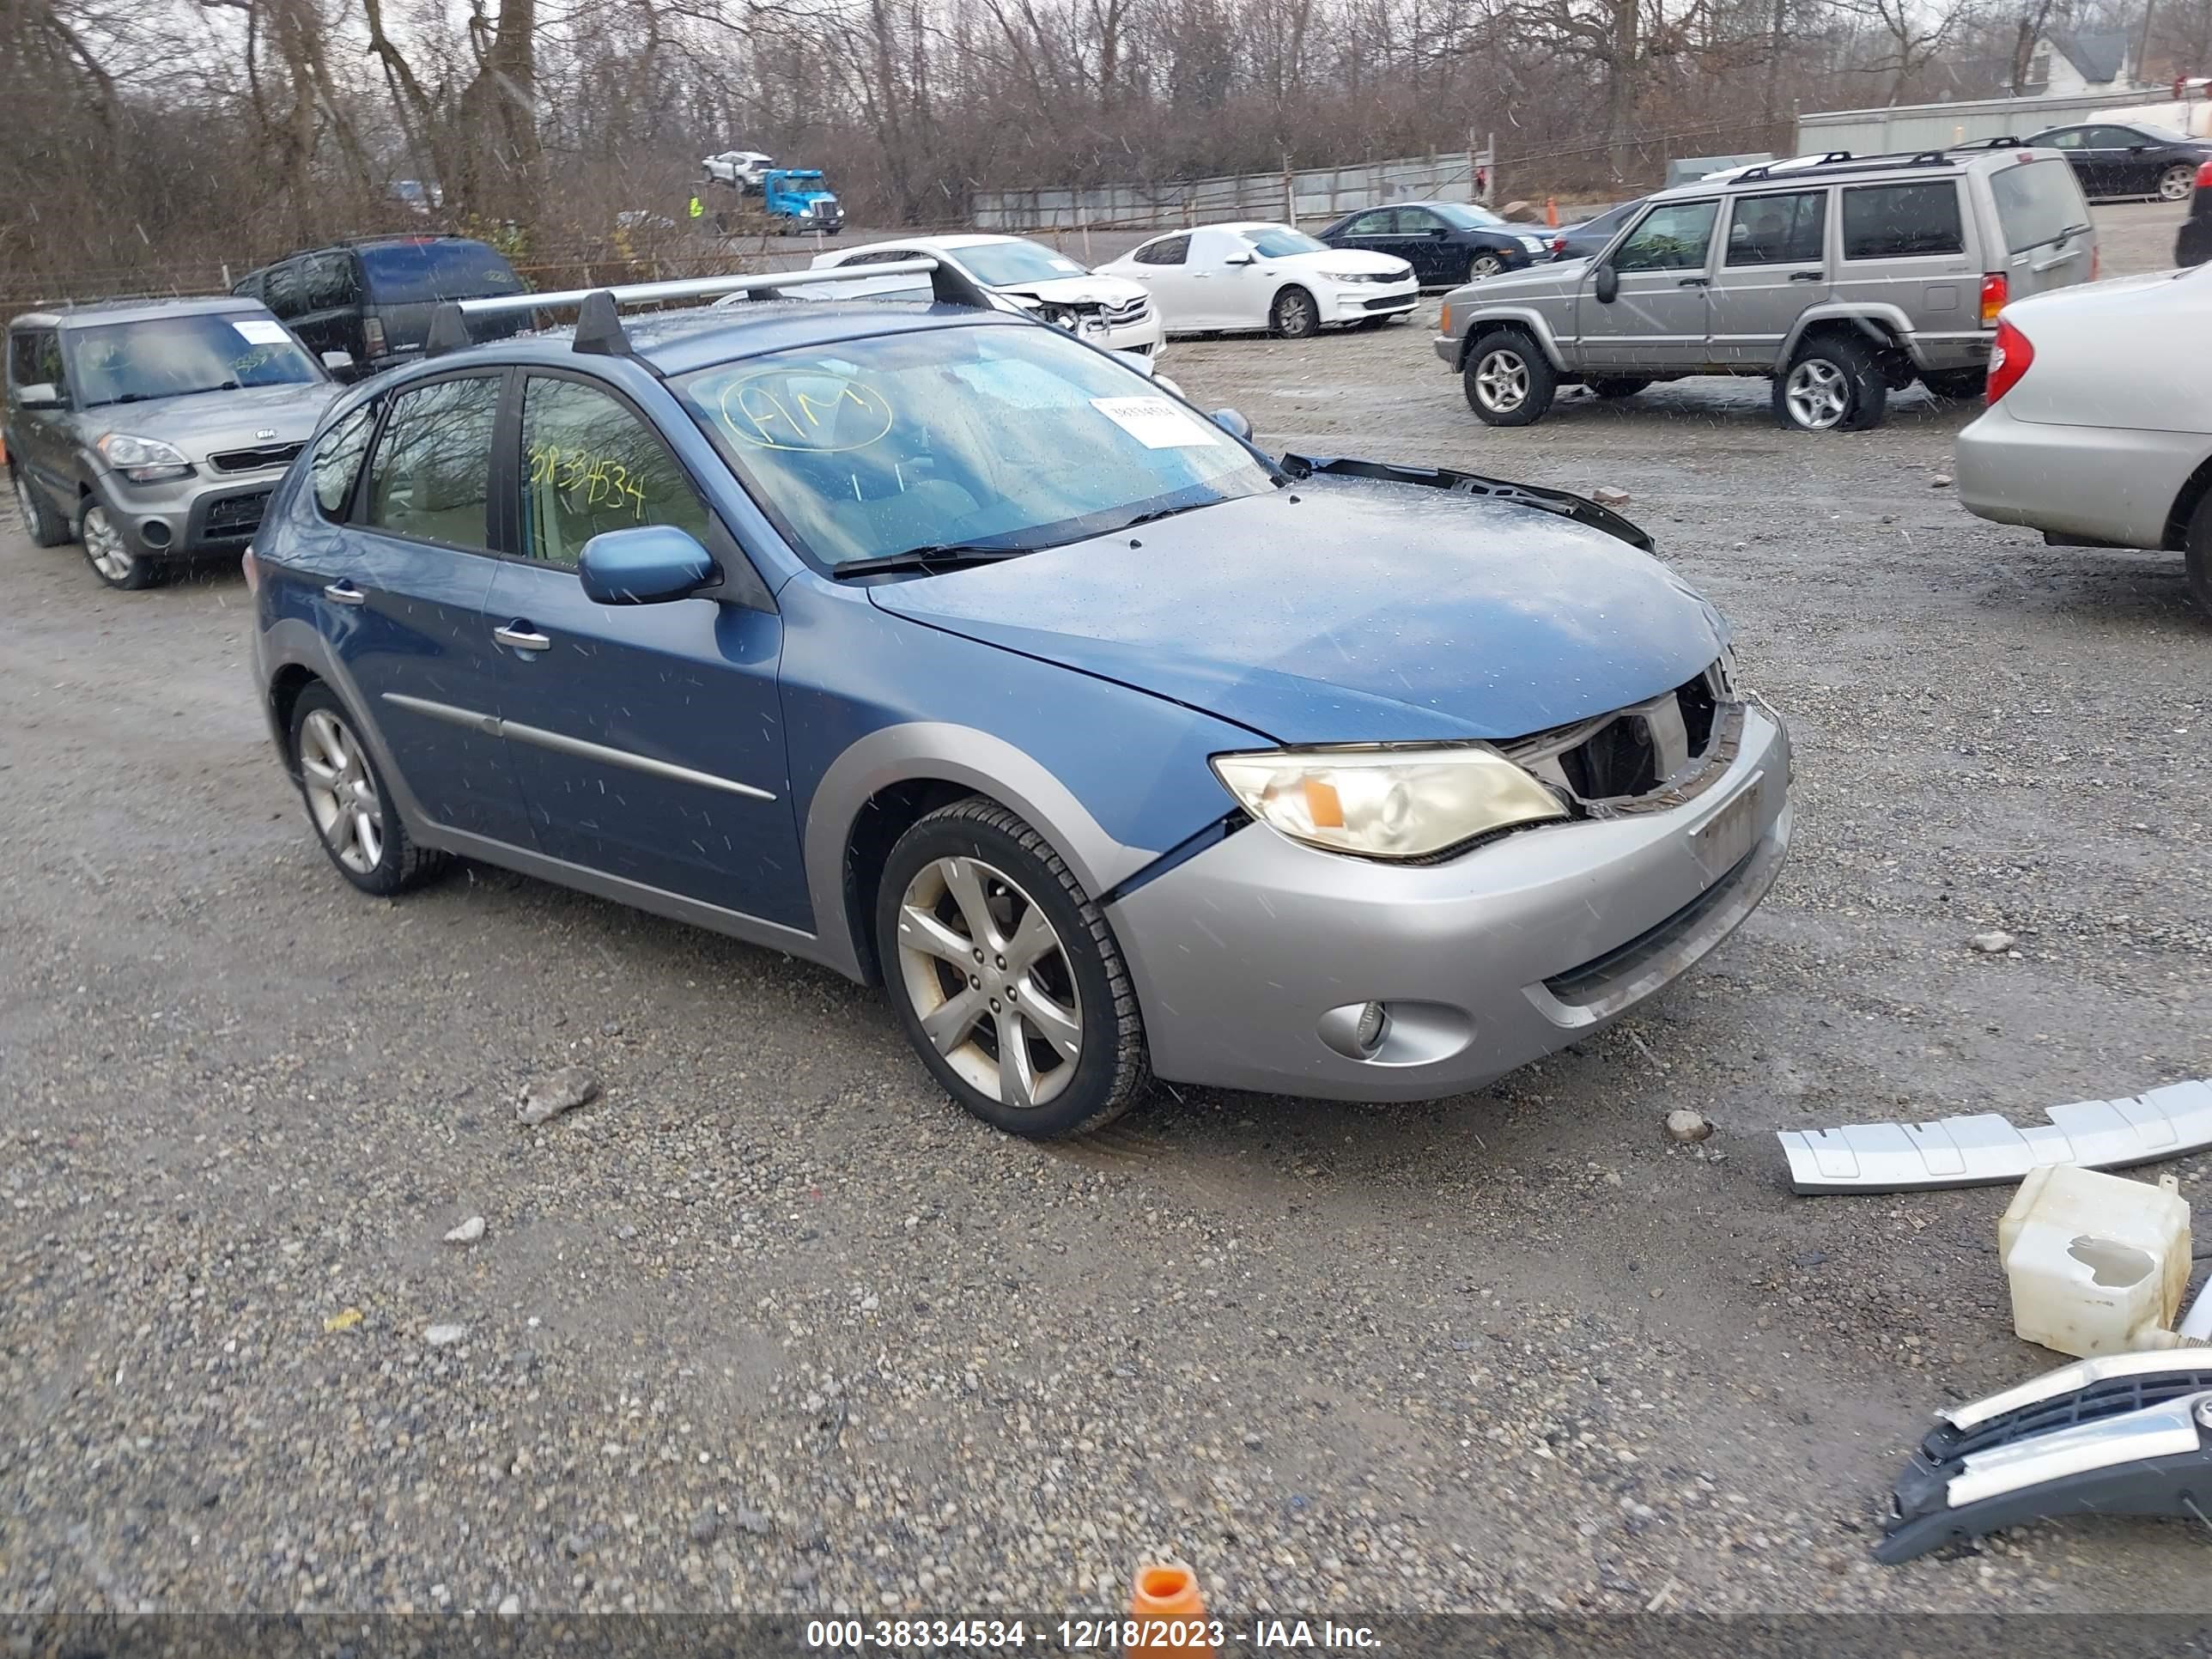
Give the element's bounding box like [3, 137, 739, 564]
[1462, 329, 1556, 427]
[289, 683, 448, 896]
[1269, 286, 1319, 340]
[2159, 162, 2196, 203]
[2186, 493, 2212, 619]
[13, 468, 69, 547]
[876, 797, 1148, 1139]
[1775, 334, 1887, 432]
[1588, 377, 1650, 399]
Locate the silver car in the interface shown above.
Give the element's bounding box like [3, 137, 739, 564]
[1434, 145, 2098, 432]
[7, 297, 343, 590]
[1955, 265, 2212, 616]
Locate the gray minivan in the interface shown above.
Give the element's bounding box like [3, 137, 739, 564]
[1435, 145, 2099, 431]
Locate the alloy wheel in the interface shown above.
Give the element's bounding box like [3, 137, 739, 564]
[297, 708, 386, 876]
[1784, 358, 1849, 430]
[82, 506, 135, 584]
[14, 473, 35, 528]
[894, 854, 1084, 1111]
[1275, 292, 1315, 337]
[1469, 253, 1505, 279]
[1474, 349, 1530, 414]
[2160, 164, 2195, 203]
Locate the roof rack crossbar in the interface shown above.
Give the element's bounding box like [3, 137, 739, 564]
[422, 257, 996, 362]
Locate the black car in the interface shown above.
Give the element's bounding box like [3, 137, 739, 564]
[234, 235, 527, 380]
[1316, 202, 1549, 287]
[1547, 197, 1645, 262]
[2182, 160, 2212, 265]
[2022, 122, 2212, 204]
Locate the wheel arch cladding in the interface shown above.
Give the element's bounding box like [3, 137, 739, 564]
[268, 664, 321, 753]
[841, 775, 981, 982]
[2163, 453, 2212, 550]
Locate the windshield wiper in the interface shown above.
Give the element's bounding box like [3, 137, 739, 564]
[830, 544, 1032, 580]
[1108, 500, 1215, 533]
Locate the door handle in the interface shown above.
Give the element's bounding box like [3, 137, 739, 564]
[1677, 276, 1710, 288]
[493, 623, 551, 652]
[323, 580, 367, 605]
[1788, 270, 1826, 283]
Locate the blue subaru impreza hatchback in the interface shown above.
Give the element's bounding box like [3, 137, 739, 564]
[247, 260, 1791, 1138]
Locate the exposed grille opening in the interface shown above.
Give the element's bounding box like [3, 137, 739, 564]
[210, 441, 305, 474]
[1925, 1370, 2212, 1462]
[1505, 663, 1738, 816]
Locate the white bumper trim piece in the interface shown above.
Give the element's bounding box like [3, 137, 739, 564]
[1778, 1078, 2212, 1193]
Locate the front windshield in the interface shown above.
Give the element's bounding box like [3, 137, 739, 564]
[70, 313, 321, 408]
[1432, 204, 1504, 229]
[1244, 228, 1328, 258]
[677, 323, 1275, 568]
[957, 241, 1091, 286]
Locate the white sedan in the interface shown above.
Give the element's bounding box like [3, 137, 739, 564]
[811, 234, 1164, 359]
[1097, 222, 1418, 339]
[1955, 265, 2212, 617]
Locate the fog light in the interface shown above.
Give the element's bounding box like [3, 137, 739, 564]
[1354, 1000, 1388, 1053]
[140, 520, 172, 549]
[1318, 1000, 1393, 1060]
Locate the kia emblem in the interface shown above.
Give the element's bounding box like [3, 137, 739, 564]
[256, 428, 277, 440]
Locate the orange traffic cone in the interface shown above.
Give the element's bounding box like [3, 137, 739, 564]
[1127, 1563, 1214, 1657]
[1545, 197, 1559, 227]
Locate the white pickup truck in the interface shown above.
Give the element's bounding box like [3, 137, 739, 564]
[702, 150, 774, 191]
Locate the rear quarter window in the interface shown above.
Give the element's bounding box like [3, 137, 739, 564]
[1990, 158, 2092, 253]
[1840, 181, 1964, 259]
[360, 241, 525, 305]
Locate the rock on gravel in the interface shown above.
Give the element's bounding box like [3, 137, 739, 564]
[1969, 930, 2017, 953]
[423, 1322, 468, 1346]
[443, 1215, 486, 1243]
[1664, 1109, 1712, 1143]
[1592, 485, 1632, 508]
[517, 1065, 599, 1126]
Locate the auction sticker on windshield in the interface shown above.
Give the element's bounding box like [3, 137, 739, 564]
[233, 319, 293, 346]
[1091, 396, 1219, 448]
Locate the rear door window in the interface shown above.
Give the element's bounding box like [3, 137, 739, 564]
[1990, 158, 2092, 253]
[263, 260, 304, 318]
[1133, 234, 1189, 266]
[1840, 182, 1964, 259]
[301, 252, 360, 313]
[1342, 210, 1396, 236]
[362, 374, 502, 550]
[359, 240, 524, 305]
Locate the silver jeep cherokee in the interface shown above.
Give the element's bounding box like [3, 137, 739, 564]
[1435, 144, 2099, 432]
[7, 297, 343, 589]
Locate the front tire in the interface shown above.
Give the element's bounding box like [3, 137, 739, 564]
[1775, 335, 1887, 432]
[13, 469, 69, 547]
[80, 501, 157, 589]
[1466, 252, 1506, 282]
[876, 798, 1147, 1139]
[1462, 329, 1557, 427]
[289, 684, 447, 896]
[2160, 162, 2196, 203]
[1269, 286, 1319, 339]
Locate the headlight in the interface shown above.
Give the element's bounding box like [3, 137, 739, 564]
[1321, 270, 1372, 284]
[96, 433, 191, 483]
[1517, 235, 1548, 252]
[1211, 745, 1568, 860]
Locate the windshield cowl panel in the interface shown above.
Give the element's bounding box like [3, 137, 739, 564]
[676, 322, 1275, 574]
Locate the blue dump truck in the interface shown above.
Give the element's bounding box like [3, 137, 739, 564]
[762, 169, 843, 235]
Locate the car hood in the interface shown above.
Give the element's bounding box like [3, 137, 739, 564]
[82, 382, 340, 462]
[1448, 259, 1577, 301]
[992, 274, 1147, 307]
[866, 477, 1724, 744]
[1273, 249, 1413, 280]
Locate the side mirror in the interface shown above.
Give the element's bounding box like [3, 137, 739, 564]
[1594, 264, 1620, 305]
[577, 524, 718, 605]
[1210, 407, 1253, 441]
[1429, 226, 1450, 239]
[320, 349, 356, 374]
[14, 381, 61, 410]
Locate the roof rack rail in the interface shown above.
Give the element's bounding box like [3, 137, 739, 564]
[1734, 150, 1851, 183]
[1950, 135, 2024, 150]
[423, 258, 996, 368]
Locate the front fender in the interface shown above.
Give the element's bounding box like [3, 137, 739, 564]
[1447, 305, 1570, 371]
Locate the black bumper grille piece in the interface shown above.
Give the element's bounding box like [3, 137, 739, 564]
[210, 441, 304, 473]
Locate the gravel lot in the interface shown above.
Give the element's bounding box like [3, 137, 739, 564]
[3, 201, 2209, 1629]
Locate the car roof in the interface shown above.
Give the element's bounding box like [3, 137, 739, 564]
[10, 295, 268, 331]
[420, 298, 1018, 381]
[835, 234, 1017, 258]
[1647, 143, 2058, 204]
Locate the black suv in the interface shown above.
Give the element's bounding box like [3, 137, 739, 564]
[234, 236, 526, 380]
